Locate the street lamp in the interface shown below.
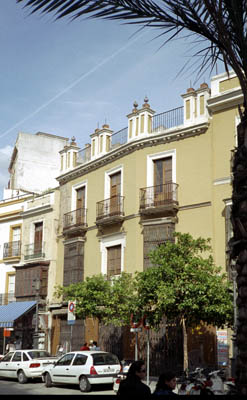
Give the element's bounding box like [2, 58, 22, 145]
[32, 278, 40, 349]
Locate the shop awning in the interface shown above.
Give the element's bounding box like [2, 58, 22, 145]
[0, 301, 36, 328]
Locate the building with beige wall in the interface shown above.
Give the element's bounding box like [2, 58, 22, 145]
[48, 71, 239, 372]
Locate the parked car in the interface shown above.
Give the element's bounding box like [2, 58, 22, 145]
[113, 359, 134, 393]
[0, 349, 58, 383]
[42, 350, 121, 392]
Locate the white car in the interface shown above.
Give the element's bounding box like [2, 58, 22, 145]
[0, 349, 58, 383]
[42, 350, 121, 392]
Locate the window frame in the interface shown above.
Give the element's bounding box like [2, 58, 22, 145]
[100, 233, 126, 276]
[147, 149, 176, 187]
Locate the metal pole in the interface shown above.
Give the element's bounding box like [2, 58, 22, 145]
[33, 278, 40, 349]
[135, 331, 138, 361]
[35, 299, 39, 335]
[147, 329, 150, 386]
[70, 325, 73, 352]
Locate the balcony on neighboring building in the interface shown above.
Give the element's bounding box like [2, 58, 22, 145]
[3, 240, 21, 259]
[140, 182, 179, 216]
[0, 292, 16, 305]
[96, 195, 125, 226]
[63, 208, 88, 236]
[24, 242, 45, 260]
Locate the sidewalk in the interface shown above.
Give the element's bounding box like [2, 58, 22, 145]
[146, 376, 158, 393]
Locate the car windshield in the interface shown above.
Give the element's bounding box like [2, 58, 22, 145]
[27, 351, 51, 359]
[92, 353, 119, 366]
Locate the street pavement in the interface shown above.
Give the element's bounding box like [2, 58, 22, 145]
[0, 376, 180, 396]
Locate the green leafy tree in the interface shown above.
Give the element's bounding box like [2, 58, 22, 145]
[55, 272, 138, 325]
[17, 1, 247, 392]
[135, 232, 233, 370]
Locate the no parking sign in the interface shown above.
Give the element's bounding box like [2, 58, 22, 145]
[67, 300, 76, 325]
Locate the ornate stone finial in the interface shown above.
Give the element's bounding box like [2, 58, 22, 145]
[200, 82, 208, 89]
[70, 136, 77, 146]
[132, 101, 138, 113]
[143, 96, 150, 108]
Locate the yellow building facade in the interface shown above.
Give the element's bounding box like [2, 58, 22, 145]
[49, 71, 240, 372]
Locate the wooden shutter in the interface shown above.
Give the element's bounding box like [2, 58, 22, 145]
[63, 242, 84, 286]
[34, 222, 43, 253]
[110, 172, 121, 215]
[107, 245, 121, 277]
[153, 157, 172, 203]
[76, 187, 86, 224]
[143, 223, 175, 269]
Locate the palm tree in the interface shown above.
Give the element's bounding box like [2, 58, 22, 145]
[17, 0, 247, 394]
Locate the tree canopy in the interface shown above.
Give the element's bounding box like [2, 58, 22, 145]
[136, 232, 233, 329]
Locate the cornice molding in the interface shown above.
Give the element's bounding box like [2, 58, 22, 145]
[57, 121, 209, 186]
[207, 88, 243, 113]
[21, 204, 53, 218]
[0, 209, 23, 222]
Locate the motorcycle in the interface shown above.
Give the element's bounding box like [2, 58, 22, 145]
[178, 367, 225, 395]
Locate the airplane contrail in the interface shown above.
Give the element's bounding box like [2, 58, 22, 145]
[0, 31, 146, 139]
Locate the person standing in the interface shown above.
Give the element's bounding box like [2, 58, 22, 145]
[117, 360, 151, 397]
[15, 336, 22, 350]
[93, 341, 100, 350]
[152, 371, 177, 396]
[80, 342, 90, 350]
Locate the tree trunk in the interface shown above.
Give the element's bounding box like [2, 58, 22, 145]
[230, 115, 247, 396]
[182, 318, 188, 372]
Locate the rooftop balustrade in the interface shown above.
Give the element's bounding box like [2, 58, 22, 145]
[76, 106, 184, 166]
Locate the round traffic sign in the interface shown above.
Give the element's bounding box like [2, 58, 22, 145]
[69, 302, 75, 312]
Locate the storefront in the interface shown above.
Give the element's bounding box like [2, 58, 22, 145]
[0, 301, 36, 354]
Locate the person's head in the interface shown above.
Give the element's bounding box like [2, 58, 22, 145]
[156, 370, 177, 391]
[84, 342, 88, 346]
[93, 341, 97, 346]
[127, 360, 146, 380]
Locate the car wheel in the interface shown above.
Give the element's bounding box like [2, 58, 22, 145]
[18, 370, 28, 384]
[79, 375, 91, 392]
[44, 373, 53, 388]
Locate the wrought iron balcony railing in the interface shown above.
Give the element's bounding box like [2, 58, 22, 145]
[0, 293, 16, 305]
[140, 182, 179, 210]
[96, 195, 125, 221]
[24, 242, 45, 260]
[3, 240, 21, 258]
[152, 106, 184, 133]
[64, 207, 87, 230]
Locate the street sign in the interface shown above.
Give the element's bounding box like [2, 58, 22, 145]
[68, 300, 76, 325]
[130, 327, 142, 332]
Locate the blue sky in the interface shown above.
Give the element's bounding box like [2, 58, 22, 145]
[0, 2, 224, 198]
